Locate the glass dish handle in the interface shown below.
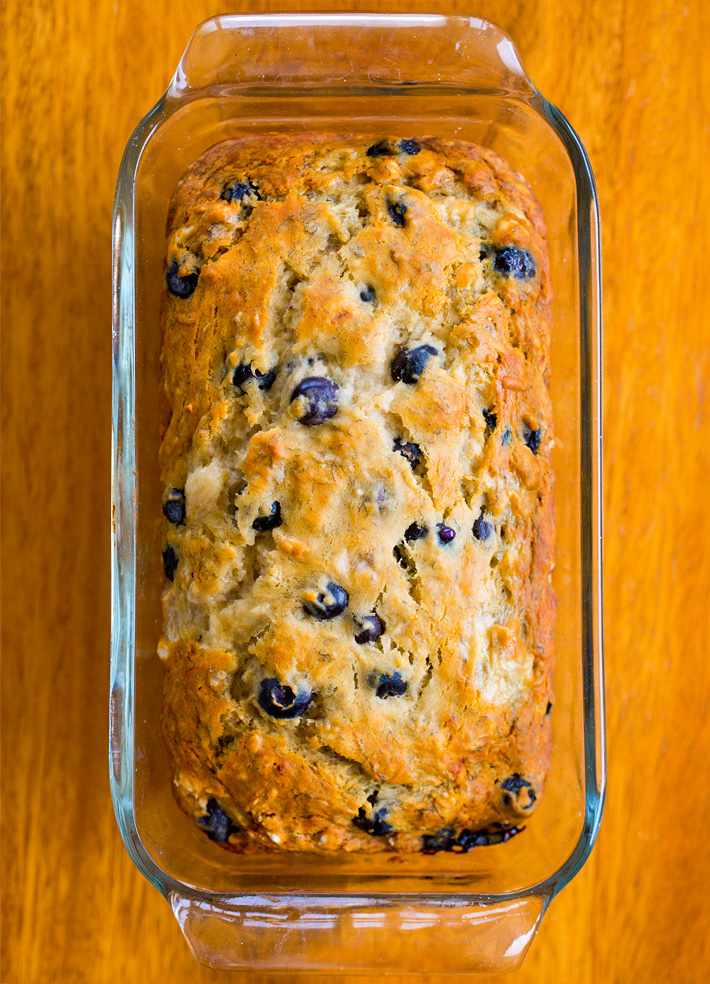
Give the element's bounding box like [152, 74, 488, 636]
[169, 889, 549, 974]
[168, 13, 536, 103]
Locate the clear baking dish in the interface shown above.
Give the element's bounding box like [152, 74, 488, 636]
[111, 12, 604, 975]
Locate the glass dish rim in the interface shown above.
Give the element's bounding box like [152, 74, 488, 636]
[110, 10, 605, 909]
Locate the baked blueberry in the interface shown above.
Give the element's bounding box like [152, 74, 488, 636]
[437, 523, 456, 544]
[258, 678, 313, 719]
[501, 774, 533, 794]
[457, 829, 491, 850]
[232, 362, 278, 392]
[404, 522, 427, 543]
[221, 181, 249, 202]
[354, 613, 385, 645]
[360, 284, 376, 303]
[524, 425, 541, 454]
[220, 179, 261, 203]
[303, 581, 349, 619]
[166, 260, 199, 298]
[232, 362, 253, 391]
[366, 789, 379, 806]
[352, 806, 393, 836]
[391, 344, 438, 384]
[162, 545, 178, 581]
[255, 366, 278, 391]
[393, 437, 421, 470]
[421, 825, 522, 853]
[197, 798, 238, 843]
[290, 376, 339, 425]
[421, 828, 455, 854]
[375, 671, 407, 699]
[399, 138, 421, 155]
[485, 823, 523, 844]
[163, 490, 185, 525]
[252, 501, 282, 532]
[483, 408, 497, 431]
[493, 246, 536, 279]
[472, 513, 492, 541]
[479, 828, 517, 850]
[501, 428, 512, 447]
[386, 197, 407, 228]
[366, 139, 395, 157]
[501, 774, 537, 810]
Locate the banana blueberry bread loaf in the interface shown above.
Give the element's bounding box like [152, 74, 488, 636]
[158, 133, 554, 854]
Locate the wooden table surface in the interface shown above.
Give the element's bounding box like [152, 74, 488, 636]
[3, 0, 710, 981]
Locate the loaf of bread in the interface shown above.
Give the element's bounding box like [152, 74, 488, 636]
[158, 133, 554, 854]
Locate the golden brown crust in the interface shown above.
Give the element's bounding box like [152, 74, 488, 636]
[159, 133, 554, 854]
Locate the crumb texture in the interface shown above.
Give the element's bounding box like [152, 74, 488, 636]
[159, 133, 554, 854]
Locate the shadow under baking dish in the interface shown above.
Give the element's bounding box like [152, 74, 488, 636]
[111, 12, 604, 974]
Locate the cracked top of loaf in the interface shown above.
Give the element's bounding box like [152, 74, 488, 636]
[158, 133, 554, 854]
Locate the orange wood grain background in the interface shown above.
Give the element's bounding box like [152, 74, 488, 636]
[2, 1, 710, 981]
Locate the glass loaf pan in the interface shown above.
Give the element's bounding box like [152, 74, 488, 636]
[111, 12, 604, 975]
